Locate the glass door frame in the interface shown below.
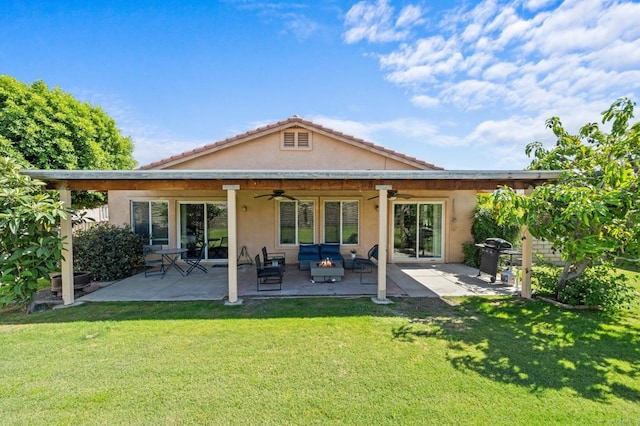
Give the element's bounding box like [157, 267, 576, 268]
[177, 201, 228, 261]
[391, 201, 445, 262]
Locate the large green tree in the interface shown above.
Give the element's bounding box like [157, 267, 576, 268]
[0, 75, 136, 208]
[0, 157, 68, 310]
[493, 98, 640, 298]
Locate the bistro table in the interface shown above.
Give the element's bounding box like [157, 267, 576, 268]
[155, 247, 188, 276]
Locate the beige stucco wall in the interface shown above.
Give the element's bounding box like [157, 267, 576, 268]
[161, 131, 422, 170]
[109, 188, 476, 264]
[109, 128, 475, 264]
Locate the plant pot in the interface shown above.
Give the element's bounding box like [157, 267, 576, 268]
[50, 271, 91, 294]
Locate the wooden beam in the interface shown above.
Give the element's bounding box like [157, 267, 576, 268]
[43, 178, 546, 192]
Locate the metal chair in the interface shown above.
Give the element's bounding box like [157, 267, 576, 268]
[261, 246, 286, 271]
[184, 243, 208, 275]
[143, 245, 165, 277]
[353, 244, 378, 284]
[255, 254, 283, 291]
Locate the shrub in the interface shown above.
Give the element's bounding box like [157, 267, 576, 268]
[463, 193, 521, 267]
[462, 242, 480, 268]
[532, 265, 637, 311]
[531, 266, 560, 296]
[73, 223, 143, 281]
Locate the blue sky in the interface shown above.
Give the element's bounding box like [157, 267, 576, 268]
[2, 0, 639, 169]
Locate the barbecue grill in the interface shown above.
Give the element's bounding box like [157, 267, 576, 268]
[475, 238, 519, 283]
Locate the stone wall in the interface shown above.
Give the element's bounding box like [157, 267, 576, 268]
[532, 238, 563, 264]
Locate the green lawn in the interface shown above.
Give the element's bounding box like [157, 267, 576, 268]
[1, 294, 639, 425]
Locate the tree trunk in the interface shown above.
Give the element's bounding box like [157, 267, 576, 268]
[556, 259, 591, 298]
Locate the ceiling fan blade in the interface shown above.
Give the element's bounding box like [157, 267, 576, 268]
[254, 194, 272, 198]
[367, 195, 380, 200]
[283, 194, 297, 201]
[397, 193, 413, 199]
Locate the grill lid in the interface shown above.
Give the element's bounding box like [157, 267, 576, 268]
[484, 238, 513, 250]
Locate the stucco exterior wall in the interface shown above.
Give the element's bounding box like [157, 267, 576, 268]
[109, 188, 476, 264]
[162, 131, 422, 170]
[109, 126, 475, 264]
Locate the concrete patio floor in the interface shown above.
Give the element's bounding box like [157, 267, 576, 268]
[78, 262, 519, 302]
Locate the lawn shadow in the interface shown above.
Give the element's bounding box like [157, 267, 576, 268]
[392, 296, 640, 403]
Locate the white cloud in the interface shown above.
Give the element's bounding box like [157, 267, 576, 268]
[346, 0, 640, 118]
[343, 0, 423, 43]
[396, 4, 423, 27]
[411, 94, 440, 108]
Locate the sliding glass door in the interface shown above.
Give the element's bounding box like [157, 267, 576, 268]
[392, 203, 443, 261]
[179, 202, 228, 260]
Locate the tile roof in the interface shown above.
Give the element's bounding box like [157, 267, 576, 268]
[137, 115, 444, 170]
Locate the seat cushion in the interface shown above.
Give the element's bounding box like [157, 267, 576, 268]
[320, 243, 343, 261]
[298, 244, 321, 260]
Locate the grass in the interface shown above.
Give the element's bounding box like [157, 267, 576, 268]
[1, 295, 639, 425]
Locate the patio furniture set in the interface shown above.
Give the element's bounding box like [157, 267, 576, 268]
[143, 244, 208, 278]
[143, 243, 379, 290]
[256, 243, 380, 290]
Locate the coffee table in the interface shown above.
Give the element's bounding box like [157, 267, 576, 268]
[310, 261, 345, 283]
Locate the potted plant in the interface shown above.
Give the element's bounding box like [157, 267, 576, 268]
[350, 249, 357, 259]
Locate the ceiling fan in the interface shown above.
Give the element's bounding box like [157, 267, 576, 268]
[254, 190, 297, 201]
[368, 190, 413, 201]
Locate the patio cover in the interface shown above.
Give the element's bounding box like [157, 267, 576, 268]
[23, 169, 561, 306]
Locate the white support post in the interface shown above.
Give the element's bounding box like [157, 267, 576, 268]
[374, 185, 392, 304]
[520, 186, 534, 299]
[224, 185, 242, 305]
[59, 187, 74, 305]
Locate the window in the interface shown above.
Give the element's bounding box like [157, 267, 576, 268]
[324, 201, 359, 245]
[279, 200, 315, 245]
[281, 130, 312, 150]
[131, 201, 169, 245]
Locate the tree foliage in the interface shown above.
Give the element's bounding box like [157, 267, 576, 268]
[0, 75, 136, 208]
[493, 98, 640, 301]
[0, 157, 68, 309]
[463, 193, 521, 267]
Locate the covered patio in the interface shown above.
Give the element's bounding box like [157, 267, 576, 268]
[24, 169, 559, 306]
[77, 262, 519, 302]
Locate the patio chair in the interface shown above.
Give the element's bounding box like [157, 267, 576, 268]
[143, 244, 165, 278]
[255, 254, 283, 291]
[262, 246, 286, 271]
[184, 243, 208, 275]
[353, 244, 378, 284]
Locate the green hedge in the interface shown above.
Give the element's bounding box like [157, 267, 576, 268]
[73, 223, 143, 281]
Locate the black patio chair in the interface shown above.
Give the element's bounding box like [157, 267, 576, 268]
[184, 243, 208, 275]
[353, 244, 378, 284]
[255, 254, 283, 291]
[143, 244, 165, 278]
[262, 246, 286, 271]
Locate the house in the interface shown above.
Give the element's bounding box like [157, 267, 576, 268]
[24, 116, 560, 306]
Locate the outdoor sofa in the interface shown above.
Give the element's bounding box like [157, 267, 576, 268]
[297, 243, 344, 270]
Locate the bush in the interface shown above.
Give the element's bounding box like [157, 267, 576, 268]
[73, 223, 143, 281]
[463, 242, 480, 268]
[531, 266, 560, 296]
[463, 193, 521, 267]
[532, 265, 637, 311]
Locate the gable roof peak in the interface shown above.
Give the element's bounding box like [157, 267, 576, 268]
[138, 116, 444, 170]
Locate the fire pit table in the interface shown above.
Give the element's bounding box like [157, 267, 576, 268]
[310, 259, 345, 283]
